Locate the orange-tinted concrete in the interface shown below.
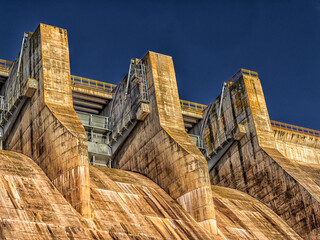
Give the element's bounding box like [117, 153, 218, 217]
[5, 24, 92, 218]
[111, 52, 217, 233]
[193, 72, 320, 239]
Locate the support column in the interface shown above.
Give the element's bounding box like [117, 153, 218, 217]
[112, 52, 217, 233]
[5, 24, 92, 218]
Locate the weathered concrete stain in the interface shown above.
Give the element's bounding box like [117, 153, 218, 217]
[0, 23, 314, 239]
[111, 52, 217, 234]
[5, 24, 92, 218]
[194, 74, 320, 239]
[89, 166, 217, 239]
[274, 129, 320, 164]
[0, 150, 219, 239]
[212, 185, 301, 239]
[0, 149, 303, 239]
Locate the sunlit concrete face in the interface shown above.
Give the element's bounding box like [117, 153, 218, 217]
[0, 150, 218, 239]
[273, 129, 320, 164]
[192, 72, 320, 239]
[0, 22, 316, 239]
[4, 24, 92, 218]
[110, 51, 217, 234]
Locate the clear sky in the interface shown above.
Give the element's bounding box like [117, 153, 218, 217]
[1, 0, 319, 130]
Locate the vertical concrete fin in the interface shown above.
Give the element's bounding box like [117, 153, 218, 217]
[242, 74, 320, 238]
[113, 51, 217, 234]
[244, 75, 320, 164]
[242, 75, 276, 149]
[5, 24, 92, 218]
[202, 72, 320, 239]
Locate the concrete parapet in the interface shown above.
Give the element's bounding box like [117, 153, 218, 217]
[273, 129, 320, 164]
[71, 84, 113, 99]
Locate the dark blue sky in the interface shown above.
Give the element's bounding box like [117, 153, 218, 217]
[1, 0, 319, 130]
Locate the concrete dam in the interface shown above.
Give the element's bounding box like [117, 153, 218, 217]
[0, 23, 319, 239]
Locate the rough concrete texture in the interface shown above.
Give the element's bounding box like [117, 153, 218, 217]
[5, 24, 91, 218]
[111, 52, 217, 233]
[89, 166, 217, 239]
[0, 150, 91, 239]
[2, 22, 315, 239]
[273, 129, 320, 164]
[0, 150, 219, 239]
[211, 185, 301, 239]
[0, 149, 303, 239]
[193, 73, 320, 239]
[71, 84, 113, 100]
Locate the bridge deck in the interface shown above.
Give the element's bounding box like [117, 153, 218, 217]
[0, 59, 12, 83]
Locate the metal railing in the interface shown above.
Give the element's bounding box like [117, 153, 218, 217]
[76, 111, 110, 130]
[189, 134, 204, 149]
[271, 120, 320, 139]
[228, 68, 258, 86]
[111, 110, 134, 140]
[0, 59, 12, 73]
[71, 75, 117, 93]
[0, 96, 4, 111]
[71, 74, 208, 115]
[180, 99, 207, 114]
[2, 59, 209, 116]
[87, 132, 107, 144]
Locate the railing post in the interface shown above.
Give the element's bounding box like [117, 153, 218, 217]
[89, 114, 92, 126]
[105, 117, 108, 129]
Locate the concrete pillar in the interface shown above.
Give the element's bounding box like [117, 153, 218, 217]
[112, 52, 217, 233]
[202, 72, 320, 239]
[5, 24, 92, 218]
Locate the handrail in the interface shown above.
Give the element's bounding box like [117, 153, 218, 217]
[71, 75, 117, 93]
[227, 68, 258, 86]
[2, 59, 207, 115]
[180, 99, 207, 114]
[189, 133, 204, 149]
[2, 60, 320, 140]
[76, 111, 110, 130]
[0, 59, 13, 73]
[271, 120, 320, 139]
